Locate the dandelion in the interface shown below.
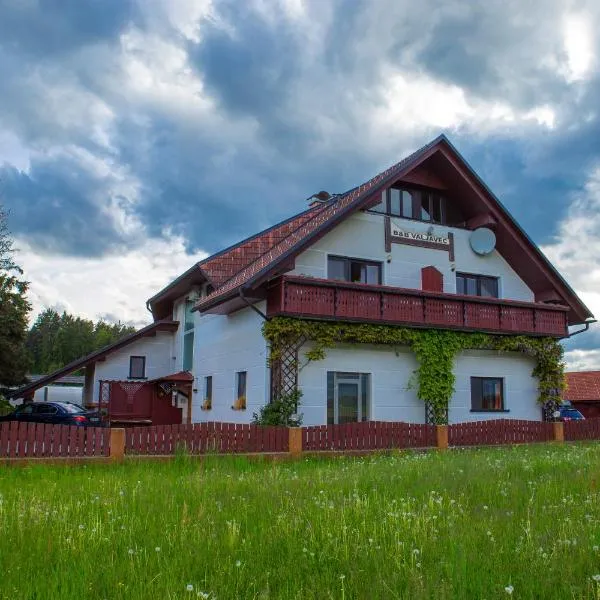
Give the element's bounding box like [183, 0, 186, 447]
[186, 584, 194, 592]
[339, 575, 345, 580]
[483, 505, 489, 511]
[235, 560, 241, 567]
[128, 549, 134, 555]
[197, 593, 210, 599]
[412, 549, 420, 555]
[505, 585, 514, 594]
[155, 547, 161, 552]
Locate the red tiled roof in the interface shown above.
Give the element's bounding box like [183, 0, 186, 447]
[565, 371, 600, 402]
[197, 136, 443, 310]
[199, 205, 323, 287]
[150, 371, 194, 384]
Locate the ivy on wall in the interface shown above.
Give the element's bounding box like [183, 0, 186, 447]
[263, 317, 566, 424]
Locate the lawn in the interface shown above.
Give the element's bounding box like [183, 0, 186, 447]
[1, 445, 600, 599]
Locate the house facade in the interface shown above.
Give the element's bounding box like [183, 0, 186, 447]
[13, 135, 593, 426]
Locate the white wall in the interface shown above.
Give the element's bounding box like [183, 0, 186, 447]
[298, 343, 424, 425]
[292, 211, 534, 301]
[296, 344, 541, 425]
[92, 331, 176, 403]
[33, 386, 84, 404]
[450, 350, 541, 422]
[191, 302, 269, 423]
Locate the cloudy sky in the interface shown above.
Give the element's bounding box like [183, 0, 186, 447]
[1, 0, 600, 369]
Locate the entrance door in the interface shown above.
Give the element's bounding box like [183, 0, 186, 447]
[328, 372, 370, 424]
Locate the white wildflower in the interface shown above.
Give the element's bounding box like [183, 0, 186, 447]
[155, 547, 161, 552]
[235, 560, 241, 567]
[186, 584, 194, 592]
[505, 584, 514, 594]
[592, 575, 600, 583]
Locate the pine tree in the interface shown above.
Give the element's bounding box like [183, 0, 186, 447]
[0, 206, 31, 387]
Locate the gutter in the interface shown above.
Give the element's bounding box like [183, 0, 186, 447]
[568, 319, 597, 338]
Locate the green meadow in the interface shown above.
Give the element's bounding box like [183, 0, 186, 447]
[1, 444, 600, 599]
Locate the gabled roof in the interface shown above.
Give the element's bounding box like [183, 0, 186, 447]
[194, 134, 592, 325]
[147, 205, 323, 319]
[9, 320, 179, 399]
[565, 371, 600, 402]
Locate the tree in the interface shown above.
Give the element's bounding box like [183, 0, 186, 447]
[0, 205, 31, 387]
[26, 309, 136, 374]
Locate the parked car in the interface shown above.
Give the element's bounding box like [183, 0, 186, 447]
[0, 402, 104, 427]
[558, 402, 585, 421]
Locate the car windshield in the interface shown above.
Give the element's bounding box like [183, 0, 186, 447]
[55, 403, 86, 414]
[563, 409, 583, 418]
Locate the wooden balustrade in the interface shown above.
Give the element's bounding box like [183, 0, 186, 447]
[267, 276, 569, 337]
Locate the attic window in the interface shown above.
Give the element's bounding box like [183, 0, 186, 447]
[370, 187, 447, 225]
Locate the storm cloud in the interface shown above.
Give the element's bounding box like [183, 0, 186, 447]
[1, 0, 600, 359]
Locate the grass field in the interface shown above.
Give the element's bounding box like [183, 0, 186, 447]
[1, 445, 600, 599]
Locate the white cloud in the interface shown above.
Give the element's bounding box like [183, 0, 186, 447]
[562, 13, 595, 82]
[565, 349, 600, 371]
[17, 234, 207, 328]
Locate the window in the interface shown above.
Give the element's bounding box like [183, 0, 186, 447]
[456, 273, 499, 298]
[236, 371, 247, 400]
[471, 377, 504, 412]
[205, 376, 212, 403]
[370, 187, 447, 224]
[34, 404, 58, 415]
[129, 356, 146, 379]
[328, 256, 382, 285]
[327, 372, 370, 425]
[15, 404, 34, 415]
[183, 300, 195, 371]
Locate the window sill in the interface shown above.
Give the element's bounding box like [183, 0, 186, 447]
[470, 409, 510, 413]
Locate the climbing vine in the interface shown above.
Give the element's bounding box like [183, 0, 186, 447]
[263, 317, 566, 424]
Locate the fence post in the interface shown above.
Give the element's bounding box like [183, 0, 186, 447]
[289, 427, 303, 457]
[553, 421, 564, 443]
[110, 428, 126, 462]
[436, 424, 449, 450]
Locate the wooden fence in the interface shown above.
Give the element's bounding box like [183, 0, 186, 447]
[0, 422, 110, 458]
[448, 419, 555, 446]
[564, 418, 600, 441]
[2, 419, 600, 462]
[125, 422, 289, 455]
[303, 421, 436, 451]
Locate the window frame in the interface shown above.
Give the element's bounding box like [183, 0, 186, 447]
[205, 376, 213, 402]
[456, 272, 499, 298]
[327, 255, 383, 285]
[236, 371, 247, 400]
[369, 187, 447, 225]
[327, 371, 371, 425]
[128, 356, 147, 380]
[470, 377, 506, 413]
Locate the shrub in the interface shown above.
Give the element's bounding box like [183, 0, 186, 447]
[252, 390, 303, 427]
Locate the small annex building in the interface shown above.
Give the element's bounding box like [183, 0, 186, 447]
[11, 135, 593, 426]
[564, 371, 600, 418]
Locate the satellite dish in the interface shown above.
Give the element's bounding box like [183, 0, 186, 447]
[469, 227, 496, 255]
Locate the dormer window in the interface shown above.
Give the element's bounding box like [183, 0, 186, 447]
[371, 187, 447, 225]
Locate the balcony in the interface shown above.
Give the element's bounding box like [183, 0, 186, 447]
[266, 276, 569, 337]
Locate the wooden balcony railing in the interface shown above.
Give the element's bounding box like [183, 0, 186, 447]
[266, 276, 569, 337]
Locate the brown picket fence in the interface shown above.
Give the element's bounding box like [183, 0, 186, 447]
[0, 421, 110, 458]
[125, 422, 289, 455]
[302, 420, 436, 451]
[564, 418, 600, 441]
[448, 419, 554, 446]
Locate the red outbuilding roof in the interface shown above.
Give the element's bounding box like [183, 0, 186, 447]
[565, 371, 600, 402]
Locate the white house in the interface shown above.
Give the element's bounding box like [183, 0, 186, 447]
[13, 135, 593, 426]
